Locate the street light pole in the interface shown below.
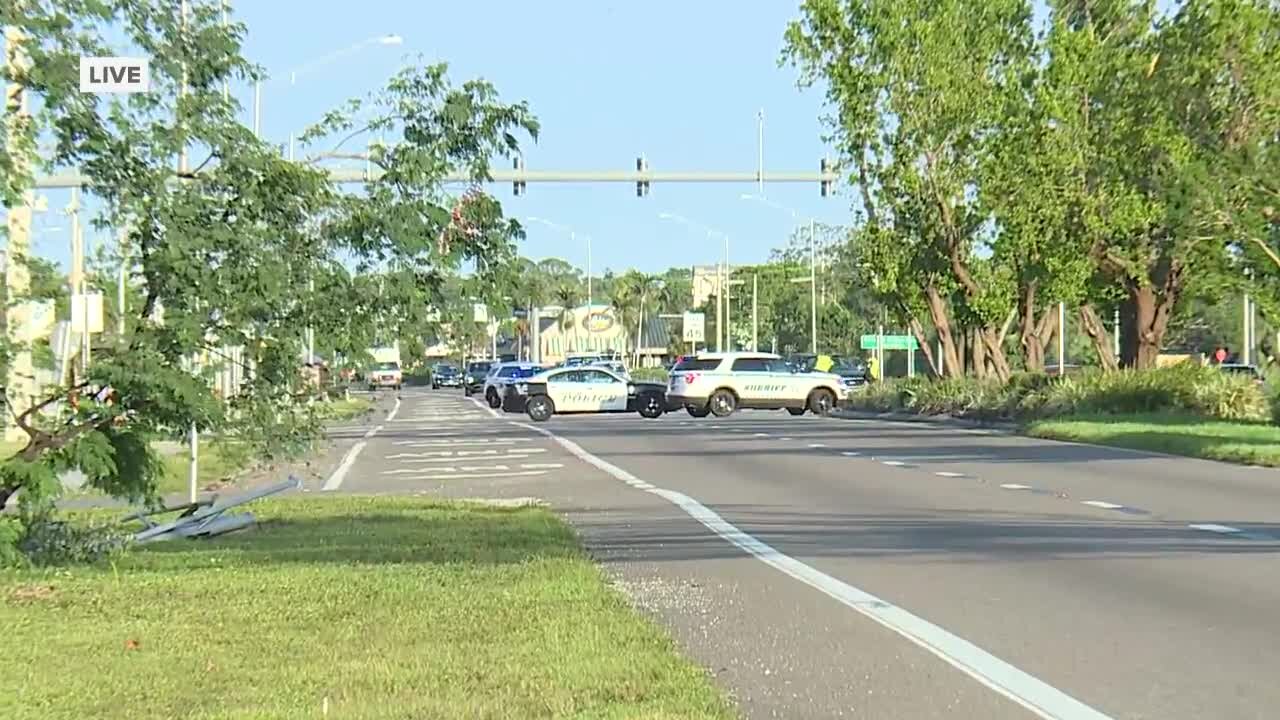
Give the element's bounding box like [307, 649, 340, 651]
[723, 232, 731, 351]
[809, 217, 817, 355]
[752, 273, 758, 352]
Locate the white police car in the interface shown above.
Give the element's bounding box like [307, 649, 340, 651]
[502, 365, 669, 422]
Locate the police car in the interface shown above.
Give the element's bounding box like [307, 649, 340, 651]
[666, 351, 851, 418]
[482, 362, 545, 408]
[502, 365, 669, 422]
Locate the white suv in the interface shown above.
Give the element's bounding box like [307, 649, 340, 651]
[667, 352, 850, 418]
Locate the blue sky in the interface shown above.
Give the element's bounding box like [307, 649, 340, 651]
[240, 0, 841, 275]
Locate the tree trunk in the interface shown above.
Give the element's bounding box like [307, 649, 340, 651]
[1017, 282, 1058, 373]
[1120, 265, 1181, 370]
[979, 327, 1011, 381]
[924, 284, 963, 377]
[1078, 303, 1119, 371]
[907, 315, 941, 377]
[970, 328, 988, 379]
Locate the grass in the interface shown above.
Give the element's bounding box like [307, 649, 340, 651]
[0, 496, 734, 720]
[153, 440, 253, 496]
[318, 396, 375, 421]
[1026, 412, 1280, 466]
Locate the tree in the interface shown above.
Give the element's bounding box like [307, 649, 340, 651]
[785, 0, 1035, 381]
[553, 282, 579, 352]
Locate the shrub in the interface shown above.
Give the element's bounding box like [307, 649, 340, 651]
[7, 513, 132, 568]
[630, 367, 670, 383]
[847, 364, 1269, 423]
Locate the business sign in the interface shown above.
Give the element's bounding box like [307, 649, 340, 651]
[80, 57, 151, 93]
[472, 303, 489, 323]
[583, 312, 614, 333]
[682, 312, 706, 343]
[860, 334, 918, 351]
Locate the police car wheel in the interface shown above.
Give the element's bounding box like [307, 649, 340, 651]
[686, 405, 710, 418]
[463, 386, 471, 396]
[808, 388, 836, 416]
[637, 394, 664, 419]
[709, 389, 737, 417]
[786, 407, 806, 416]
[526, 396, 554, 422]
[486, 389, 501, 408]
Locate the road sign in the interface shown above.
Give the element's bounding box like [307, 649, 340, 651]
[860, 334, 918, 351]
[472, 303, 488, 323]
[71, 292, 104, 334]
[682, 312, 705, 343]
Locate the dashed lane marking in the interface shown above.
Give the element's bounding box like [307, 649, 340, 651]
[935, 471, 966, 478]
[882, 460, 907, 467]
[808, 443, 827, 448]
[1189, 523, 1242, 535]
[389, 470, 549, 481]
[1000, 483, 1032, 490]
[840, 451, 862, 457]
[1081, 501, 1123, 510]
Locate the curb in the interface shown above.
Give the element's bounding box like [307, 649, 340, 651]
[833, 409, 1019, 432]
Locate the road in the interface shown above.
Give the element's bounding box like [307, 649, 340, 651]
[326, 386, 1280, 720]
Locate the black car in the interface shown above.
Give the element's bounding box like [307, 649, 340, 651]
[431, 364, 462, 389]
[501, 365, 670, 422]
[462, 361, 494, 396]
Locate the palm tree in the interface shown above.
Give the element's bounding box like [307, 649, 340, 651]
[554, 283, 580, 353]
[516, 260, 549, 360]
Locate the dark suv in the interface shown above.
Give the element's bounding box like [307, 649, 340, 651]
[431, 364, 462, 389]
[462, 361, 494, 396]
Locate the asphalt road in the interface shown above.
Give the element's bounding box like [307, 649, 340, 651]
[330, 387, 1280, 720]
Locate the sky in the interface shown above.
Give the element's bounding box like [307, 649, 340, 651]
[15, 0, 844, 275]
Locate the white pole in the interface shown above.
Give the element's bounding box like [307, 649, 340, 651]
[907, 339, 915, 378]
[723, 234, 731, 351]
[1058, 301, 1066, 375]
[1243, 292, 1251, 365]
[809, 217, 817, 355]
[876, 322, 884, 379]
[713, 237, 722, 353]
[117, 226, 127, 337]
[1113, 306, 1120, 360]
[938, 339, 944, 376]
[752, 273, 758, 352]
[179, 0, 198, 503]
[757, 109, 764, 195]
[68, 187, 84, 372]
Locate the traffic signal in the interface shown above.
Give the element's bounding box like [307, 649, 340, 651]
[513, 156, 526, 196]
[820, 157, 833, 197]
[636, 155, 650, 197]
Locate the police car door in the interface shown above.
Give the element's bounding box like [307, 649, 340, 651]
[546, 369, 587, 412]
[770, 357, 805, 399]
[581, 368, 628, 411]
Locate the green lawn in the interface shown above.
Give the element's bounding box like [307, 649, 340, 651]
[0, 496, 734, 720]
[1026, 413, 1280, 466]
[319, 396, 375, 421]
[154, 440, 253, 496]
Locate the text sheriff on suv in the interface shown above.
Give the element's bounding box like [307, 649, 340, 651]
[667, 352, 853, 418]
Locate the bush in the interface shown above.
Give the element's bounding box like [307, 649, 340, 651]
[847, 364, 1269, 423]
[630, 367, 670, 383]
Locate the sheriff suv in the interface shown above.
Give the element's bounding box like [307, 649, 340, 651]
[667, 352, 850, 418]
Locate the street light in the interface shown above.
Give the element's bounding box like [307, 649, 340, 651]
[254, 33, 404, 144]
[525, 216, 594, 335]
[659, 212, 730, 352]
[741, 193, 817, 355]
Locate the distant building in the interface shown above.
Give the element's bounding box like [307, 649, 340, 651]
[535, 305, 673, 366]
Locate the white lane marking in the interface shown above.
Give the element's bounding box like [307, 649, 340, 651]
[754, 433, 770, 437]
[1188, 523, 1243, 535]
[514, 421, 1114, 720]
[708, 424, 723, 429]
[1081, 501, 1123, 510]
[322, 441, 367, 491]
[385, 397, 402, 422]
[460, 465, 509, 471]
[935, 471, 965, 478]
[840, 451, 861, 457]
[385, 454, 540, 465]
[321, 422, 386, 491]
[394, 470, 547, 481]
[1000, 483, 1032, 490]
[779, 437, 794, 441]
[385, 448, 546, 459]
[882, 460, 906, 467]
[520, 463, 564, 469]
[808, 443, 827, 448]
[392, 439, 528, 447]
[469, 396, 503, 418]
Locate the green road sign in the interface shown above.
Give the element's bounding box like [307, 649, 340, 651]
[860, 334, 918, 351]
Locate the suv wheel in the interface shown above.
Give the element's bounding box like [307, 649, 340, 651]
[486, 388, 501, 408]
[686, 404, 710, 418]
[526, 396, 555, 422]
[709, 389, 737, 418]
[808, 388, 836, 416]
[786, 407, 806, 416]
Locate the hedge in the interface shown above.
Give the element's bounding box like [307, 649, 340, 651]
[849, 364, 1271, 423]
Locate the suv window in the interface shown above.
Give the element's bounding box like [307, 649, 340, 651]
[730, 358, 771, 372]
[373, 362, 400, 371]
[673, 357, 721, 371]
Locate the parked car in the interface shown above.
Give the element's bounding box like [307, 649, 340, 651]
[431, 364, 462, 389]
[481, 362, 545, 408]
[462, 361, 495, 396]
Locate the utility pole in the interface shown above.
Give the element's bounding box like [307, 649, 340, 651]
[117, 227, 127, 337]
[68, 187, 91, 373]
[723, 234, 731, 352]
[178, 0, 198, 504]
[752, 273, 758, 352]
[809, 217, 817, 355]
[1113, 306, 1120, 360]
[4, 17, 35, 443]
[1058, 301, 1067, 375]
